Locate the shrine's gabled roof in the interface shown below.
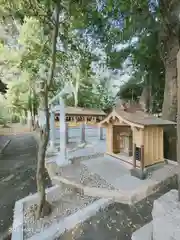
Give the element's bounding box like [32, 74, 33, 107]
[100, 102, 176, 128]
[52, 106, 106, 116]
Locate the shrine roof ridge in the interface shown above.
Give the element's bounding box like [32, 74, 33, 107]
[100, 105, 176, 127]
[51, 105, 106, 116]
[115, 108, 176, 126]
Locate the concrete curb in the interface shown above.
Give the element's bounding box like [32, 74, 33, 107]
[29, 198, 111, 240]
[11, 184, 112, 240]
[11, 185, 61, 240]
[0, 139, 11, 154]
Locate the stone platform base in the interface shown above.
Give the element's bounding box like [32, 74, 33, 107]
[132, 222, 152, 240]
[132, 189, 180, 240]
[130, 168, 147, 180]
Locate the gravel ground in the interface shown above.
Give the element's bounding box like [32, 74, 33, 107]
[58, 161, 116, 190]
[23, 188, 97, 239]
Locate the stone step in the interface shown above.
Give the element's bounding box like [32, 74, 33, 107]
[57, 161, 115, 190]
[52, 175, 132, 204]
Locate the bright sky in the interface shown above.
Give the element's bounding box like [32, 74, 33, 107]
[92, 40, 136, 96]
[0, 18, 136, 98]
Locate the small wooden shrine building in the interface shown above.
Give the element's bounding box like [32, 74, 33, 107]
[100, 102, 176, 170]
[53, 106, 106, 123]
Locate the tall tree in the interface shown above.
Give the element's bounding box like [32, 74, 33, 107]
[36, 0, 61, 218]
[0, 0, 61, 218]
[0, 0, 102, 218]
[88, 0, 180, 117]
[91, 0, 180, 159]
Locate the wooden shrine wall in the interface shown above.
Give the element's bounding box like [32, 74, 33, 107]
[132, 127, 144, 148]
[143, 126, 164, 166]
[106, 124, 113, 153]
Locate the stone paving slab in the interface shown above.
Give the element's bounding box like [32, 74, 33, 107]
[68, 140, 106, 159]
[57, 161, 115, 190]
[81, 156, 179, 194]
[113, 175, 146, 191]
[48, 152, 178, 203]
[82, 156, 130, 190]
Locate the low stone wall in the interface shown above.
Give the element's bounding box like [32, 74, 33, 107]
[70, 152, 104, 163]
[132, 188, 180, 240]
[52, 175, 132, 204]
[50, 165, 178, 207]
[11, 185, 61, 240]
[152, 189, 180, 240]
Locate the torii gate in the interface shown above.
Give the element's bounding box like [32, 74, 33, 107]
[48, 83, 73, 166]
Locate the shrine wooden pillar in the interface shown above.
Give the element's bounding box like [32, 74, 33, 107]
[140, 145, 145, 172]
[80, 122, 86, 143]
[107, 124, 113, 153]
[133, 143, 136, 168]
[74, 116, 77, 123]
[66, 122, 69, 144]
[128, 135, 133, 156]
[99, 126, 104, 140]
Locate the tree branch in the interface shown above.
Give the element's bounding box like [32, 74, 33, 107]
[27, 0, 55, 26]
[47, 1, 60, 89]
[159, 0, 179, 37]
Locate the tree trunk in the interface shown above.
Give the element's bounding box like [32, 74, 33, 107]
[162, 37, 179, 121]
[74, 91, 78, 107]
[177, 50, 180, 200]
[36, 87, 51, 219]
[139, 83, 151, 113]
[27, 110, 32, 130]
[32, 89, 36, 129]
[36, 0, 60, 219]
[162, 36, 179, 160]
[72, 80, 79, 107]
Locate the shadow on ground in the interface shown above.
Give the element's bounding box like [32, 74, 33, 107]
[59, 177, 177, 240]
[0, 133, 51, 238]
